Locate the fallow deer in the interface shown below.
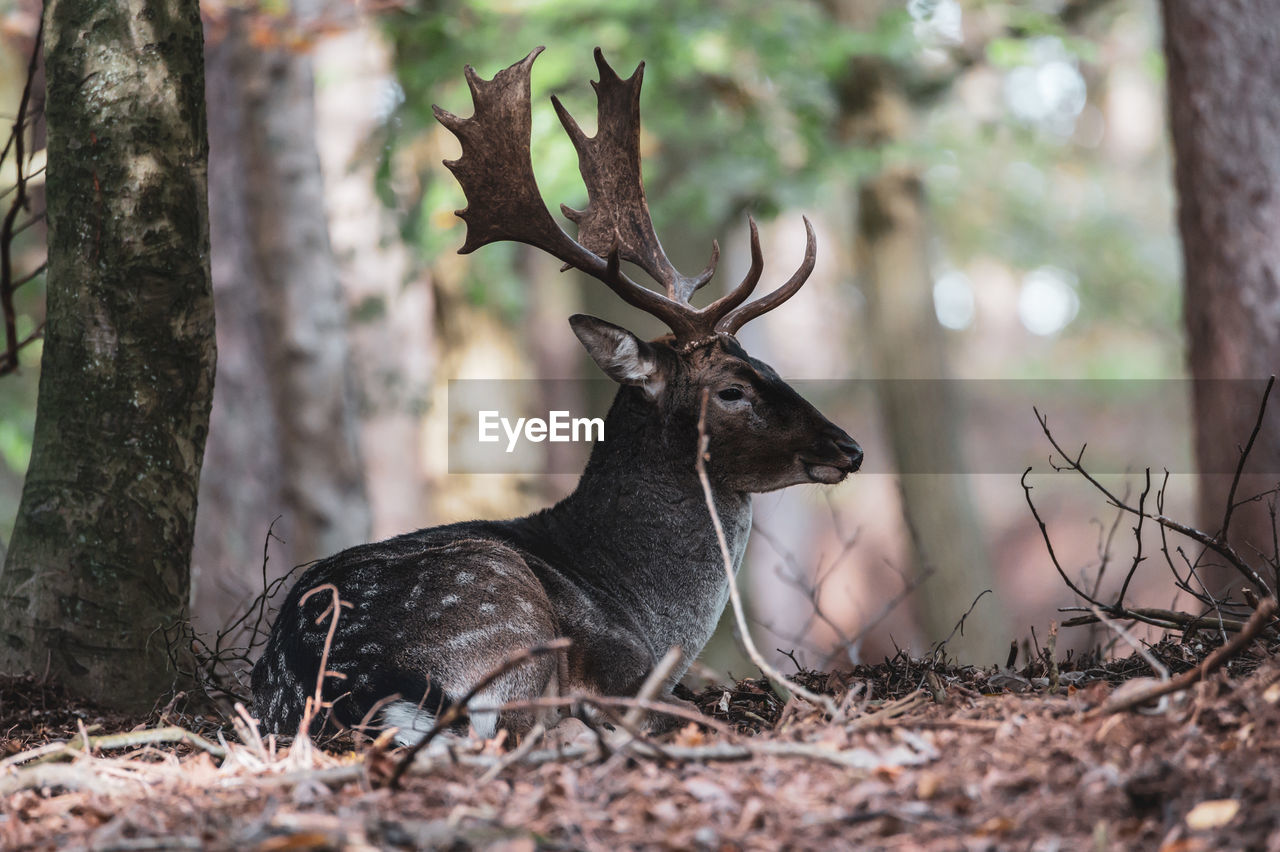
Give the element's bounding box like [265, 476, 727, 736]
[252, 48, 862, 745]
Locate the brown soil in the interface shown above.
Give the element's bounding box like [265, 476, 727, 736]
[2, 636, 1278, 851]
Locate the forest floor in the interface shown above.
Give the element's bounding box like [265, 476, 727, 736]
[3, 628, 1280, 852]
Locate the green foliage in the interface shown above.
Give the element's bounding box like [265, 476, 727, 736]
[381, 0, 888, 278]
[381, 2, 1181, 374]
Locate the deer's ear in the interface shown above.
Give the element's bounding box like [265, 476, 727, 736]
[569, 314, 665, 398]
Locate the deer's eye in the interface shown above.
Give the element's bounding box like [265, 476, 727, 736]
[717, 387, 745, 402]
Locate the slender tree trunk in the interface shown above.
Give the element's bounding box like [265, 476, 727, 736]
[192, 17, 294, 632]
[236, 15, 369, 564]
[192, 9, 370, 631]
[1163, 1, 1280, 580]
[833, 41, 1004, 662]
[0, 0, 215, 709]
[853, 167, 1003, 663]
[313, 24, 434, 542]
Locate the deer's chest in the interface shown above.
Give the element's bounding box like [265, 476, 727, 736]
[646, 500, 751, 661]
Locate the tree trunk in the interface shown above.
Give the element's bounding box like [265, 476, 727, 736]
[1163, 1, 1280, 582]
[313, 24, 433, 542]
[0, 0, 216, 709]
[192, 9, 370, 633]
[834, 44, 1004, 663]
[853, 168, 1004, 664]
[192, 16, 294, 632]
[235, 14, 370, 564]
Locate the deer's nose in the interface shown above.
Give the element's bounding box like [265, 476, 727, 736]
[826, 426, 863, 471]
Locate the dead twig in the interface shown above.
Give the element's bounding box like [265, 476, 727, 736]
[388, 638, 571, 789]
[1034, 407, 1273, 597]
[695, 389, 839, 717]
[1220, 376, 1275, 542]
[1058, 606, 1258, 634]
[1044, 621, 1060, 691]
[620, 644, 683, 731]
[1116, 468, 1150, 608]
[296, 583, 353, 740]
[480, 692, 735, 739]
[476, 721, 547, 784]
[1088, 604, 1169, 683]
[1022, 467, 1110, 610]
[1086, 596, 1277, 718]
[0, 725, 226, 771]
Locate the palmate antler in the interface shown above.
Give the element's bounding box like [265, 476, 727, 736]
[432, 47, 817, 347]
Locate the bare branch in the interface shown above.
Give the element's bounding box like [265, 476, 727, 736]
[1086, 597, 1277, 718]
[695, 389, 838, 717]
[389, 638, 571, 789]
[1033, 408, 1273, 597]
[1220, 376, 1275, 541]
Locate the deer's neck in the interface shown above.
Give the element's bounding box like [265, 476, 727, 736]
[558, 386, 751, 561]
[536, 387, 752, 652]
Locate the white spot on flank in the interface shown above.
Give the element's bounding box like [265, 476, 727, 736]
[455, 571, 474, 584]
[441, 594, 460, 607]
[479, 602, 497, 615]
[517, 598, 535, 614]
[445, 627, 494, 650]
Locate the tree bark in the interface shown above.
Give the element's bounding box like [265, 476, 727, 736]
[192, 16, 294, 632]
[1163, 1, 1280, 578]
[835, 45, 1004, 663]
[0, 0, 216, 709]
[235, 14, 370, 564]
[192, 9, 370, 632]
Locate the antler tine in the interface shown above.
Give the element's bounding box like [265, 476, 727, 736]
[553, 47, 706, 305]
[432, 48, 565, 256]
[690, 241, 721, 294]
[700, 218, 764, 322]
[715, 217, 817, 335]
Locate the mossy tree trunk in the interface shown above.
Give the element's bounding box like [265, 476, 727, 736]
[0, 0, 216, 711]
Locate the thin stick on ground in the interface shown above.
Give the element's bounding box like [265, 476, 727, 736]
[1088, 604, 1169, 682]
[0, 725, 227, 772]
[1058, 606, 1256, 634]
[388, 638, 571, 789]
[1087, 596, 1277, 718]
[695, 390, 838, 717]
[474, 692, 736, 739]
[620, 645, 683, 731]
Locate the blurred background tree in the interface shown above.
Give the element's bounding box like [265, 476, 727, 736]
[1162, 1, 1280, 592]
[0, 0, 1209, 679]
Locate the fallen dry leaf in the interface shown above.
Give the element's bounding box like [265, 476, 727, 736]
[1185, 799, 1240, 831]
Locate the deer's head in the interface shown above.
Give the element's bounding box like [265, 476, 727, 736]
[435, 48, 862, 492]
